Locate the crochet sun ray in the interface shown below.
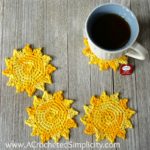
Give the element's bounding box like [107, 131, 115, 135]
[80, 91, 135, 143]
[2, 44, 56, 96]
[82, 38, 128, 71]
[25, 91, 78, 143]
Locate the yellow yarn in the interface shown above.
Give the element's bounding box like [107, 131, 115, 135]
[2, 44, 56, 96]
[80, 91, 135, 143]
[82, 38, 128, 71]
[25, 91, 78, 143]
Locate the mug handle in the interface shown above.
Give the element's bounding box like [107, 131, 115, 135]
[125, 42, 148, 60]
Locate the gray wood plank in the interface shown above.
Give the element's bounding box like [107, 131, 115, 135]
[131, 0, 150, 150]
[67, 0, 92, 149]
[0, 0, 4, 148]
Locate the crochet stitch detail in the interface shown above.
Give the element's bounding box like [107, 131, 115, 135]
[25, 91, 78, 143]
[80, 91, 135, 143]
[2, 44, 56, 96]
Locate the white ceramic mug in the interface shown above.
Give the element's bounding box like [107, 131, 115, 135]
[84, 3, 148, 60]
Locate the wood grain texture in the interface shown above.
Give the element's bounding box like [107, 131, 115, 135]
[131, 0, 150, 150]
[0, 0, 3, 147]
[67, 1, 92, 148]
[0, 0, 150, 150]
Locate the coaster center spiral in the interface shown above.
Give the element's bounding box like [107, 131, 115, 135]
[23, 61, 34, 74]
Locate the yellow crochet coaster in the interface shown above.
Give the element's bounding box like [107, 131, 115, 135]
[82, 38, 128, 71]
[80, 91, 135, 143]
[2, 44, 56, 97]
[25, 91, 78, 143]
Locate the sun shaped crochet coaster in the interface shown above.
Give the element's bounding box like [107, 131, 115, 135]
[80, 91, 135, 143]
[82, 38, 128, 71]
[25, 91, 78, 143]
[2, 44, 56, 96]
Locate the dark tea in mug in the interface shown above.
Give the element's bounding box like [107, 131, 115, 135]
[88, 13, 131, 50]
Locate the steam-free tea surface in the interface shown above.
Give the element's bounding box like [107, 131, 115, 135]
[89, 14, 131, 50]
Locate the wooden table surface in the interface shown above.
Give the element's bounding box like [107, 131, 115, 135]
[0, 0, 150, 150]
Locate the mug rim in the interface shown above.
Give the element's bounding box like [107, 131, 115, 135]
[85, 3, 139, 54]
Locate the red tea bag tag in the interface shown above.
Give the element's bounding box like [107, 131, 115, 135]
[120, 64, 134, 75]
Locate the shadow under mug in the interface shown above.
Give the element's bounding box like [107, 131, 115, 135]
[84, 3, 148, 60]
